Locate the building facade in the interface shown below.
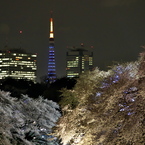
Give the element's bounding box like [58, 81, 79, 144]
[0, 49, 37, 82]
[66, 46, 93, 77]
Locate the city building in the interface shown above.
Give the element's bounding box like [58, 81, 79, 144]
[48, 12, 57, 83]
[66, 44, 93, 77]
[0, 48, 37, 82]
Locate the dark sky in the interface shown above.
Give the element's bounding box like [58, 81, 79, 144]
[0, 0, 145, 81]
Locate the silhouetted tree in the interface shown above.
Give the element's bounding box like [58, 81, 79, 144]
[43, 77, 77, 103]
[0, 77, 29, 98]
[0, 77, 47, 98]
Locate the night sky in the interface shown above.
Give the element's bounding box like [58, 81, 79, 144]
[0, 0, 145, 81]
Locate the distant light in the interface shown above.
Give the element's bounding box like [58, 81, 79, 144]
[19, 31, 23, 34]
[81, 43, 84, 46]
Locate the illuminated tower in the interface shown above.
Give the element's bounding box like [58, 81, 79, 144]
[48, 12, 56, 82]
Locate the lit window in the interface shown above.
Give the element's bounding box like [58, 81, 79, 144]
[31, 55, 37, 57]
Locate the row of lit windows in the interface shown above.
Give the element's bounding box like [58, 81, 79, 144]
[0, 76, 33, 79]
[15, 57, 22, 59]
[0, 76, 36, 81]
[26, 65, 36, 68]
[0, 53, 36, 57]
[67, 76, 75, 78]
[0, 57, 35, 60]
[0, 70, 35, 74]
[13, 71, 35, 74]
[0, 59, 36, 64]
[67, 73, 79, 75]
[0, 61, 36, 65]
[0, 64, 36, 67]
[0, 72, 35, 75]
[12, 61, 36, 64]
[31, 55, 37, 57]
[0, 58, 11, 60]
[67, 61, 91, 67]
[0, 74, 36, 78]
[67, 61, 78, 67]
[10, 74, 35, 77]
[0, 65, 10, 67]
[67, 72, 79, 77]
[0, 56, 36, 60]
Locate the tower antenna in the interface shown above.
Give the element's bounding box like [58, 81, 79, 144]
[4, 36, 8, 49]
[19, 30, 23, 49]
[50, 10, 53, 17]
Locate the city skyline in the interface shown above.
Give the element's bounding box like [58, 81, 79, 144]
[0, 0, 145, 81]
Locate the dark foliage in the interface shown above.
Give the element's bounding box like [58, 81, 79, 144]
[43, 77, 77, 103]
[0, 77, 76, 104]
[0, 77, 47, 98]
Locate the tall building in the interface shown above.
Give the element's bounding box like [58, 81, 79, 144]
[0, 48, 37, 82]
[66, 44, 93, 77]
[48, 12, 57, 83]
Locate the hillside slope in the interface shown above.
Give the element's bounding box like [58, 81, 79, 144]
[55, 51, 145, 145]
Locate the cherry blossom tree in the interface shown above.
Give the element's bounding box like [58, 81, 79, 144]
[55, 52, 145, 145]
[0, 91, 61, 145]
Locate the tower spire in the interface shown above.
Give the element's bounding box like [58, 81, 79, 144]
[50, 10, 53, 18]
[48, 11, 57, 83]
[50, 11, 54, 38]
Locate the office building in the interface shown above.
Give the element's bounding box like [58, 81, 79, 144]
[0, 48, 37, 82]
[66, 44, 93, 77]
